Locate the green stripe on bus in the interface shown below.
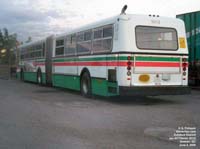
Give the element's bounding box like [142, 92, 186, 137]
[79, 56, 128, 61]
[53, 56, 130, 62]
[22, 72, 46, 84]
[53, 58, 75, 62]
[52, 74, 80, 91]
[24, 72, 37, 82]
[53, 56, 180, 63]
[92, 79, 118, 96]
[16, 72, 20, 79]
[136, 57, 180, 62]
[36, 59, 45, 62]
[52, 74, 118, 96]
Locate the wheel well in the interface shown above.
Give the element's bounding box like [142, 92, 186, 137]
[80, 68, 90, 79]
[80, 68, 92, 96]
[20, 68, 24, 80]
[20, 68, 23, 73]
[37, 68, 41, 74]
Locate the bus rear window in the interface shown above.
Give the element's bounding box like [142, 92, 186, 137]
[135, 26, 178, 50]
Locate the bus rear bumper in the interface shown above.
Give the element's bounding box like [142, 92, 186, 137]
[119, 86, 191, 96]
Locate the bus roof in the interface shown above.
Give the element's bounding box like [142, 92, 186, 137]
[57, 15, 119, 38]
[56, 13, 181, 38]
[19, 13, 181, 48]
[19, 39, 46, 49]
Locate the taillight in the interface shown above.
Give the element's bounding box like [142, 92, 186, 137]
[127, 56, 132, 76]
[183, 63, 187, 67]
[182, 58, 187, 76]
[127, 61, 131, 66]
[127, 66, 131, 70]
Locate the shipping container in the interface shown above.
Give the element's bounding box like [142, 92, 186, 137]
[177, 11, 200, 85]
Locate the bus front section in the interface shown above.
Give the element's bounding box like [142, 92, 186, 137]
[115, 14, 190, 96]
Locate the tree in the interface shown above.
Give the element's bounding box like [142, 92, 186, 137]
[0, 28, 18, 65]
[3, 28, 9, 40]
[0, 29, 3, 48]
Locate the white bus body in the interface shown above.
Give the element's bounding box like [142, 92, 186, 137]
[17, 14, 190, 96]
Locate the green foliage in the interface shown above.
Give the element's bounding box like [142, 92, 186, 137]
[0, 28, 17, 65]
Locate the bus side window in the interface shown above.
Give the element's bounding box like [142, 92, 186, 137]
[27, 47, 30, 59]
[93, 28, 103, 53]
[55, 39, 64, 56]
[33, 43, 42, 58]
[65, 34, 76, 56]
[102, 25, 113, 52]
[37, 44, 43, 58]
[103, 26, 113, 37]
[33, 45, 37, 58]
[77, 30, 91, 55]
[71, 35, 76, 55]
[23, 49, 26, 59]
[92, 25, 113, 53]
[20, 48, 24, 60]
[30, 50, 34, 58]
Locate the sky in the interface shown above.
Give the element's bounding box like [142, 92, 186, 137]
[0, 0, 199, 42]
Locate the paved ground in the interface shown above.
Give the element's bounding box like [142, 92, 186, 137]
[0, 79, 199, 149]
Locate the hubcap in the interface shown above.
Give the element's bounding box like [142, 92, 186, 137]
[38, 75, 41, 83]
[82, 80, 88, 94]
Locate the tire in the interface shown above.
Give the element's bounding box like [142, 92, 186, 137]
[81, 72, 92, 97]
[37, 70, 43, 85]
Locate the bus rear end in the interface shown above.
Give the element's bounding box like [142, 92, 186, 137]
[115, 14, 190, 96]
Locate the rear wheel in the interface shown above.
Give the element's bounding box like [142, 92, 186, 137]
[81, 72, 92, 97]
[37, 70, 42, 85]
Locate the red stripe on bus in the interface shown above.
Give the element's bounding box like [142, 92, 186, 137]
[53, 62, 128, 66]
[37, 61, 187, 68]
[52, 61, 184, 67]
[135, 62, 180, 67]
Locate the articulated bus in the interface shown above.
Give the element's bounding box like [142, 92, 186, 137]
[17, 13, 190, 97]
